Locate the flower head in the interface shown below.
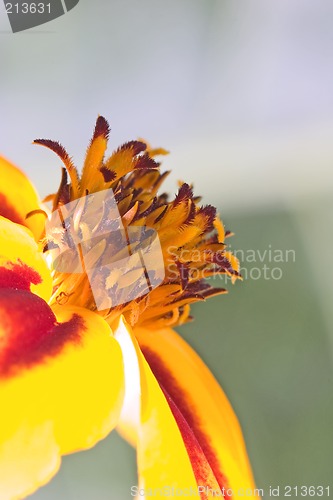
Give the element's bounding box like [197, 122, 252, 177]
[34, 116, 240, 329]
[0, 117, 259, 499]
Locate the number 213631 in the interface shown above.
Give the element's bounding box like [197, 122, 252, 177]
[5, 3, 51, 14]
[284, 486, 330, 497]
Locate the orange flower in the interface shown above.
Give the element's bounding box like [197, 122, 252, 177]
[0, 117, 259, 499]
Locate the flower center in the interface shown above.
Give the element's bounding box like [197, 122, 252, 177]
[36, 117, 240, 328]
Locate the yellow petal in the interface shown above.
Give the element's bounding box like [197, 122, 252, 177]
[0, 294, 124, 498]
[0, 216, 52, 301]
[49, 305, 125, 454]
[115, 317, 203, 496]
[0, 156, 46, 240]
[135, 327, 259, 498]
[0, 421, 60, 500]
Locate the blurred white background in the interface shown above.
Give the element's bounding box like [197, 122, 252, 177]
[1, 0, 333, 210]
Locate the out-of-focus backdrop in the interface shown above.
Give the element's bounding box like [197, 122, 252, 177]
[1, 1, 333, 498]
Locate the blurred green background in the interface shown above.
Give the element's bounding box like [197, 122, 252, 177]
[1, 0, 333, 498]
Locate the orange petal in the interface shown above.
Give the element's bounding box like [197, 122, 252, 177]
[135, 327, 260, 498]
[80, 115, 110, 192]
[0, 156, 46, 240]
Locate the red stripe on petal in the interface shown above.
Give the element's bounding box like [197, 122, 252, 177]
[0, 289, 83, 378]
[0, 262, 42, 291]
[161, 386, 222, 499]
[141, 347, 231, 499]
[0, 193, 25, 225]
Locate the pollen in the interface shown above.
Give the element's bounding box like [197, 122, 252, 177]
[35, 117, 240, 329]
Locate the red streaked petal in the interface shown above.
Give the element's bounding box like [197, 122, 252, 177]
[0, 289, 81, 378]
[135, 327, 260, 498]
[161, 387, 222, 499]
[0, 299, 124, 498]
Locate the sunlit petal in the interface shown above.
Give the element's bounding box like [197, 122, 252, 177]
[0, 290, 124, 498]
[115, 318, 202, 495]
[135, 327, 258, 497]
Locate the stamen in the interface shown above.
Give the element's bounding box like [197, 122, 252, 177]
[41, 116, 240, 328]
[34, 139, 80, 199]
